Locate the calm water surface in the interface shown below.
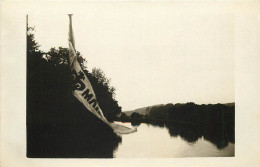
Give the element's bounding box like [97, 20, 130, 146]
[113, 122, 234, 157]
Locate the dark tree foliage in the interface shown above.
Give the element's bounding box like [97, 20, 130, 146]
[87, 68, 121, 121]
[131, 112, 142, 120]
[27, 27, 122, 158]
[118, 112, 128, 122]
[28, 27, 122, 121]
[149, 106, 168, 120]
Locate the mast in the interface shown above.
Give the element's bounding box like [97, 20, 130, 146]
[68, 14, 75, 50]
[26, 15, 28, 55]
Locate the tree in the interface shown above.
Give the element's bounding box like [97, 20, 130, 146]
[149, 106, 167, 120]
[27, 27, 122, 121]
[27, 27, 40, 54]
[131, 112, 141, 120]
[87, 68, 121, 121]
[120, 112, 129, 122]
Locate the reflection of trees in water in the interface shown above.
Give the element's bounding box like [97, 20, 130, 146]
[166, 124, 202, 143]
[146, 103, 235, 149]
[152, 121, 234, 149]
[131, 120, 141, 127]
[150, 121, 165, 128]
[202, 123, 230, 149]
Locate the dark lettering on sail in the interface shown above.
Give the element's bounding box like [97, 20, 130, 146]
[71, 69, 102, 116]
[82, 89, 93, 101]
[72, 69, 85, 91]
[89, 99, 97, 108]
[81, 89, 102, 116]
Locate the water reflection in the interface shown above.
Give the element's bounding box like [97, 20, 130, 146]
[129, 119, 234, 150]
[167, 123, 202, 143]
[131, 120, 141, 127]
[114, 121, 234, 157]
[152, 121, 234, 149]
[149, 121, 165, 128]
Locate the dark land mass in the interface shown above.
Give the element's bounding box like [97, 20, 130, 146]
[27, 55, 122, 158]
[27, 27, 122, 158]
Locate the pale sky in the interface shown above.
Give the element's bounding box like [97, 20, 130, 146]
[28, 3, 234, 111]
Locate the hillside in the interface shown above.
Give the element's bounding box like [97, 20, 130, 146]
[123, 104, 164, 116]
[224, 102, 235, 107]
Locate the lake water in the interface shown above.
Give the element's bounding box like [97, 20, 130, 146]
[113, 122, 234, 157]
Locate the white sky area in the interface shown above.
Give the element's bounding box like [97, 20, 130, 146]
[28, 3, 234, 111]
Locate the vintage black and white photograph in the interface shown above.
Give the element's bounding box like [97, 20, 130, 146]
[26, 3, 235, 158]
[2, 1, 260, 166]
[25, 4, 238, 158]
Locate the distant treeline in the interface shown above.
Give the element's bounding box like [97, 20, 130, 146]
[118, 102, 234, 124]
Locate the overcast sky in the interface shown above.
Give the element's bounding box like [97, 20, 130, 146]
[28, 3, 234, 111]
